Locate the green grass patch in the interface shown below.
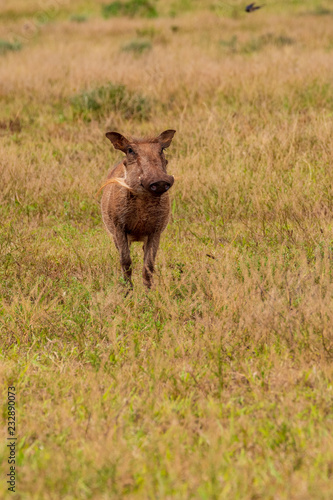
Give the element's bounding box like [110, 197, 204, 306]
[0, 39, 22, 55]
[310, 5, 333, 15]
[69, 14, 88, 23]
[136, 26, 160, 38]
[102, 0, 158, 19]
[121, 39, 152, 53]
[69, 82, 151, 121]
[219, 33, 295, 55]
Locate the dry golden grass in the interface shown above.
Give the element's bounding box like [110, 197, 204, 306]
[1, 1, 333, 498]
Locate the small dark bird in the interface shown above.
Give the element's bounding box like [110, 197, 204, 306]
[245, 3, 262, 12]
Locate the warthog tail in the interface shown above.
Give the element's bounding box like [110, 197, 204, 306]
[96, 177, 134, 197]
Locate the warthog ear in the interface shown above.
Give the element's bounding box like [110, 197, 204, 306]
[157, 130, 176, 149]
[106, 132, 130, 153]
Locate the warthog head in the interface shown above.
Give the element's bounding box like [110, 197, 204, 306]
[105, 130, 176, 197]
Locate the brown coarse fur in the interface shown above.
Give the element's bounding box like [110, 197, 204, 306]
[101, 130, 176, 288]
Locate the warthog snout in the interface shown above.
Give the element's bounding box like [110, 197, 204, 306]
[145, 176, 174, 196]
[101, 129, 176, 288]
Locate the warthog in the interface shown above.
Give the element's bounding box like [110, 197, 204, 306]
[101, 130, 176, 288]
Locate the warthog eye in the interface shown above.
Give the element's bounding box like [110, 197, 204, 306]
[127, 147, 135, 155]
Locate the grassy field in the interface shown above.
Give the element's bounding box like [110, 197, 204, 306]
[1, 0, 333, 498]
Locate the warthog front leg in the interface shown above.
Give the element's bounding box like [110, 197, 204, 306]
[114, 230, 133, 286]
[143, 233, 160, 288]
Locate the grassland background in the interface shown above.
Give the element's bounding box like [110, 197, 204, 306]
[1, 0, 333, 498]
